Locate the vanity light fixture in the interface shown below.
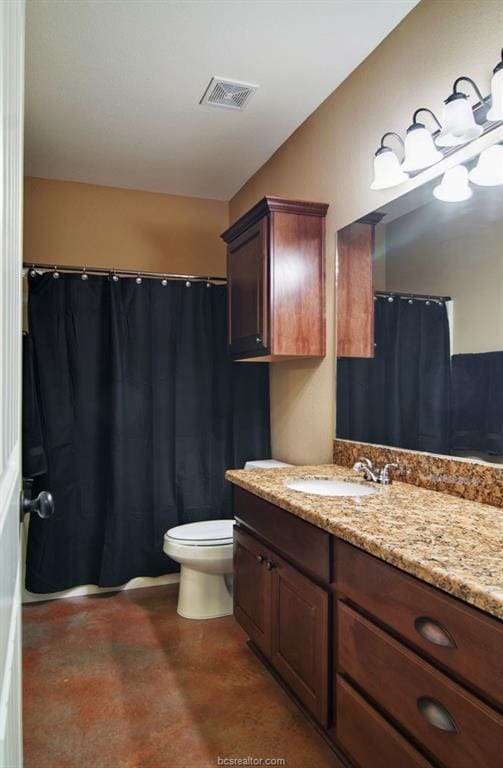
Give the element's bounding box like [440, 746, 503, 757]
[435, 77, 484, 147]
[433, 165, 472, 202]
[487, 49, 503, 121]
[370, 132, 409, 190]
[468, 144, 503, 186]
[402, 108, 443, 171]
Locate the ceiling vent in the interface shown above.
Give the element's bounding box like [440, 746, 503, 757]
[200, 77, 259, 111]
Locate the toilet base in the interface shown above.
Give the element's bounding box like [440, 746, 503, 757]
[177, 565, 233, 620]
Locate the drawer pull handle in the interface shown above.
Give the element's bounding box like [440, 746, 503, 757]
[265, 559, 276, 571]
[256, 554, 265, 564]
[414, 617, 457, 648]
[417, 697, 458, 733]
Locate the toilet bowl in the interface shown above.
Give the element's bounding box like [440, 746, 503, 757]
[163, 519, 234, 620]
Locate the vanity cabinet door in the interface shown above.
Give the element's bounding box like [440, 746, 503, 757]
[234, 527, 272, 658]
[227, 218, 269, 358]
[270, 552, 329, 726]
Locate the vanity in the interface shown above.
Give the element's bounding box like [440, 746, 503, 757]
[226, 464, 503, 768]
[223, 126, 503, 765]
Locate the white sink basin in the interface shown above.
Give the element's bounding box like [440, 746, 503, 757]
[285, 477, 377, 498]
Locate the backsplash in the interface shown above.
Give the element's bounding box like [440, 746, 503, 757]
[333, 439, 503, 508]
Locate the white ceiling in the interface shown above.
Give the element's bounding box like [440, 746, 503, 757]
[25, 0, 418, 200]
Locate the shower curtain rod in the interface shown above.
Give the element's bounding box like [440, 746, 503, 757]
[375, 290, 451, 302]
[23, 262, 227, 284]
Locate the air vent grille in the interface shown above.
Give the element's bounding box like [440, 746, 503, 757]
[200, 77, 259, 111]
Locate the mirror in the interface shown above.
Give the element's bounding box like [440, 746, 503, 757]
[335, 145, 503, 464]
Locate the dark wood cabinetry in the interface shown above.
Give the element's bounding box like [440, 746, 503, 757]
[270, 551, 329, 725]
[336, 539, 503, 709]
[233, 490, 329, 726]
[222, 197, 328, 361]
[234, 527, 272, 658]
[232, 488, 503, 767]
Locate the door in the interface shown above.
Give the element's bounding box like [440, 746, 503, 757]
[234, 527, 272, 658]
[0, 1, 25, 766]
[270, 553, 329, 726]
[227, 218, 269, 358]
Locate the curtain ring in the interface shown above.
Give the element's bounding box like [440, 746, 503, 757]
[81, 267, 88, 281]
[161, 275, 168, 286]
[185, 280, 191, 288]
[53, 266, 60, 280]
[136, 273, 142, 285]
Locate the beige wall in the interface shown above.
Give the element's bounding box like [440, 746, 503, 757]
[230, 0, 503, 465]
[24, 177, 229, 276]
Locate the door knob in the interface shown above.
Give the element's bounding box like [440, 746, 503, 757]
[20, 488, 55, 520]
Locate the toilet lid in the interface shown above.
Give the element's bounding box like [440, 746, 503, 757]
[165, 519, 235, 546]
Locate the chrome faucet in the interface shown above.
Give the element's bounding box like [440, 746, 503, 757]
[352, 458, 380, 483]
[352, 457, 400, 485]
[379, 462, 400, 485]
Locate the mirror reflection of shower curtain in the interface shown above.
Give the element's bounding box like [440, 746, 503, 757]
[25, 273, 270, 593]
[337, 296, 451, 454]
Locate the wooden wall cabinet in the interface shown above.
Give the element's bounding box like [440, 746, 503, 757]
[222, 197, 328, 361]
[337, 214, 382, 359]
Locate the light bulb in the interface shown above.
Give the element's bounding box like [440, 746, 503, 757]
[402, 124, 443, 171]
[370, 147, 409, 190]
[487, 65, 503, 121]
[468, 145, 503, 186]
[435, 93, 482, 147]
[433, 166, 472, 202]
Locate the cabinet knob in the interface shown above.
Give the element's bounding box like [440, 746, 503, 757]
[265, 559, 276, 571]
[414, 617, 456, 648]
[256, 336, 261, 344]
[417, 697, 458, 733]
[256, 554, 265, 564]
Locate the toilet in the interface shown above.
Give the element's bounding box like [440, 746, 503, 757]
[163, 519, 235, 620]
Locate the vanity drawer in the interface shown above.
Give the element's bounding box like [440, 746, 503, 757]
[335, 675, 433, 768]
[336, 540, 503, 707]
[338, 602, 503, 768]
[233, 486, 330, 582]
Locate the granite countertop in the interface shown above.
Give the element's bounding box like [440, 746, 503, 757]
[225, 464, 503, 620]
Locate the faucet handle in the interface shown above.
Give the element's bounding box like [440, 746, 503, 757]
[358, 456, 374, 469]
[379, 462, 400, 484]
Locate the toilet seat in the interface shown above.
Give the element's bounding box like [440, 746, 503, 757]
[165, 519, 234, 547]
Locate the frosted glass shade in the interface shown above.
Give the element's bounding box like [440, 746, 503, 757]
[402, 124, 443, 171]
[433, 166, 472, 202]
[487, 67, 503, 121]
[436, 94, 482, 147]
[468, 145, 503, 186]
[370, 148, 409, 190]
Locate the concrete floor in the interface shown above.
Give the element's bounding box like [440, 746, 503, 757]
[23, 585, 341, 768]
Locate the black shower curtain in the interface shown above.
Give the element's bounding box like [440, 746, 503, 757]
[26, 273, 270, 593]
[337, 296, 451, 454]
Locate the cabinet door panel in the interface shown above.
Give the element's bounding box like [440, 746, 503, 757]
[227, 218, 268, 356]
[271, 553, 329, 725]
[234, 527, 271, 658]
